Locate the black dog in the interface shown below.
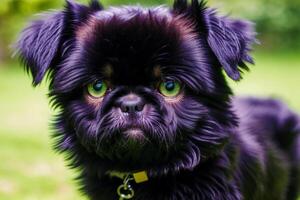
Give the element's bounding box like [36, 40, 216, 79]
[16, 0, 300, 199]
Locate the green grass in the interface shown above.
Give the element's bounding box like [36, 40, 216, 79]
[229, 51, 300, 112]
[0, 52, 299, 199]
[0, 67, 86, 200]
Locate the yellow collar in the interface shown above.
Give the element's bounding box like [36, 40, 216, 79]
[108, 170, 149, 183]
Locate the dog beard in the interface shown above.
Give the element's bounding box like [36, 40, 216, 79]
[66, 83, 229, 172]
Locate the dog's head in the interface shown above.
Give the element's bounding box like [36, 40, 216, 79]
[16, 0, 255, 173]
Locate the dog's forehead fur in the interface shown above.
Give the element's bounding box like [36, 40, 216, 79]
[77, 6, 177, 43]
[73, 5, 214, 89]
[96, 6, 173, 22]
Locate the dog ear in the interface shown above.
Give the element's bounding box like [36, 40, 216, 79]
[16, 0, 103, 86]
[205, 11, 256, 80]
[174, 0, 256, 81]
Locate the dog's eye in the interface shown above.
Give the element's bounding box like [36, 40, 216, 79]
[159, 80, 181, 97]
[87, 80, 108, 98]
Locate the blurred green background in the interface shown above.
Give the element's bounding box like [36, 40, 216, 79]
[0, 0, 299, 199]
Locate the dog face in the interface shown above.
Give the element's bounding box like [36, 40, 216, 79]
[16, 0, 255, 172]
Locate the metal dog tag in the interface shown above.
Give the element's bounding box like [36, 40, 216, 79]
[117, 174, 135, 200]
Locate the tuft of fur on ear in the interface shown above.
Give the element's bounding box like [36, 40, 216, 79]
[65, 0, 103, 26]
[89, 0, 103, 11]
[16, 12, 65, 86]
[205, 11, 256, 80]
[15, 0, 103, 86]
[177, 0, 257, 81]
[173, 0, 188, 13]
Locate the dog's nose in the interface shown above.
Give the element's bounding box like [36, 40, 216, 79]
[118, 94, 145, 114]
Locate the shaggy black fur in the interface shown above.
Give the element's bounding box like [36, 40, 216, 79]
[16, 0, 299, 199]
